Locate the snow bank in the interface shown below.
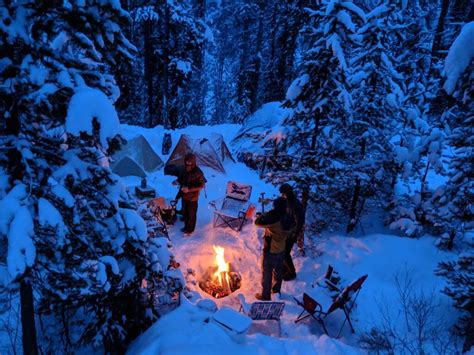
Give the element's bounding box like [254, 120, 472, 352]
[119, 123, 457, 353]
[128, 295, 362, 355]
[444, 21, 474, 95]
[65, 88, 120, 149]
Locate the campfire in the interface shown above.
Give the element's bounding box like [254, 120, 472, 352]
[199, 246, 241, 299]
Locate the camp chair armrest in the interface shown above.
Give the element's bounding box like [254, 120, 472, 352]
[209, 197, 224, 210]
[324, 279, 341, 293]
[238, 210, 246, 218]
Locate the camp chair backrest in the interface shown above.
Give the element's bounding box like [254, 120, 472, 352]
[324, 265, 334, 279]
[327, 274, 368, 314]
[303, 293, 319, 313]
[248, 302, 285, 321]
[226, 181, 252, 201]
[347, 274, 368, 296]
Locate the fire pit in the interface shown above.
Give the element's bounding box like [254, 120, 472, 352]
[199, 246, 242, 299]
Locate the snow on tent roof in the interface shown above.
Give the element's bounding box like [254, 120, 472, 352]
[112, 135, 164, 173]
[231, 102, 292, 154]
[165, 134, 233, 173]
[112, 156, 146, 178]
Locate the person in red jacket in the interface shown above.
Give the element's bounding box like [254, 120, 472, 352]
[173, 153, 206, 236]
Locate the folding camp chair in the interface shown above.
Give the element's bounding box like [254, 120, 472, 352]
[294, 274, 368, 338]
[210, 181, 253, 232]
[238, 294, 285, 337]
[312, 264, 342, 293]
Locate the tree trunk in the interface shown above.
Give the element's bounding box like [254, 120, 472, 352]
[237, 17, 250, 113]
[162, 4, 170, 128]
[282, 0, 304, 90]
[347, 139, 366, 233]
[250, 4, 264, 113]
[20, 275, 38, 355]
[264, 4, 278, 102]
[463, 311, 474, 353]
[431, 0, 450, 59]
[194, 0, 206, 125]
[301, 186, 310, 216]
[143, 20, 154, 128]
[346, 178, 361, 233]
[300, 114, 320, 217]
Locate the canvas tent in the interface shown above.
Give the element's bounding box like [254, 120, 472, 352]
[211, 133, 235, 164]
[112, 134, 164, 177]
[112, 156, 146, 178]
[165, 134, 234, 174]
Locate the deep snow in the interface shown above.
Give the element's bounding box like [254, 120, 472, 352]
[120, 123, 457, 354]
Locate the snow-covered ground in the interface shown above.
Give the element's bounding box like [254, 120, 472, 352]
[120, 124, 458, 354]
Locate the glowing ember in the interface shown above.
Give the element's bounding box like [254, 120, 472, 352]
[199, 245, 241, 299]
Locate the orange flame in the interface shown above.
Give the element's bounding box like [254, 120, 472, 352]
[213, 245, 230, 285]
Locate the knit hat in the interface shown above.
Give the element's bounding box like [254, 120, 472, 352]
[279, 183, 295, 199]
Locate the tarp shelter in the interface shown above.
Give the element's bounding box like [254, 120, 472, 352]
[112, 135, 164, 177]
[231, 102, 292, 154]
[165, 134, 234, 174]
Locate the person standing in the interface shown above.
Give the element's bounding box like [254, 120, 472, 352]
[173, 153, 206, 236]
[279, 183, 306, 280]
[254, 197, 292, 300]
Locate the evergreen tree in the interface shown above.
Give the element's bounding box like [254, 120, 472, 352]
[117, 1, 205, 128]
[206, 0, 262, 123]
[280, 0, 365, 230]
[204, 0, 238, 124]
[0, 1, 181, 352]
[435, 21, 473, 352]
[346, 0, 405, 232]
[261, 0, 306, 104]
[386, 1, 446, 237]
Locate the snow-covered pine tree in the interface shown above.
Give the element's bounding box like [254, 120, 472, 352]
[430, 21, 473, 247]
[346, 0, 405, 232]
[233, 1, 262, 122]
[260, 0, 306, 104]
[204, 0, 237, 124]
[0, 1, 181, 352]
[205, 0, 306, 124]
[162, 1, 205, 128]
[206, 0, 264, 123]
[281, 0, 365, 230]
[115, 3, 158, 127]
[117, 1, 205, 128]
[386, 1, 446, 237]
[435, 21, 474, 353]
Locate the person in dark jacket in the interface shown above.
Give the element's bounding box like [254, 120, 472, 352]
[254, 197, 292, 301]
[279, 183, 306, 280]
[173, 153, 206, 236]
